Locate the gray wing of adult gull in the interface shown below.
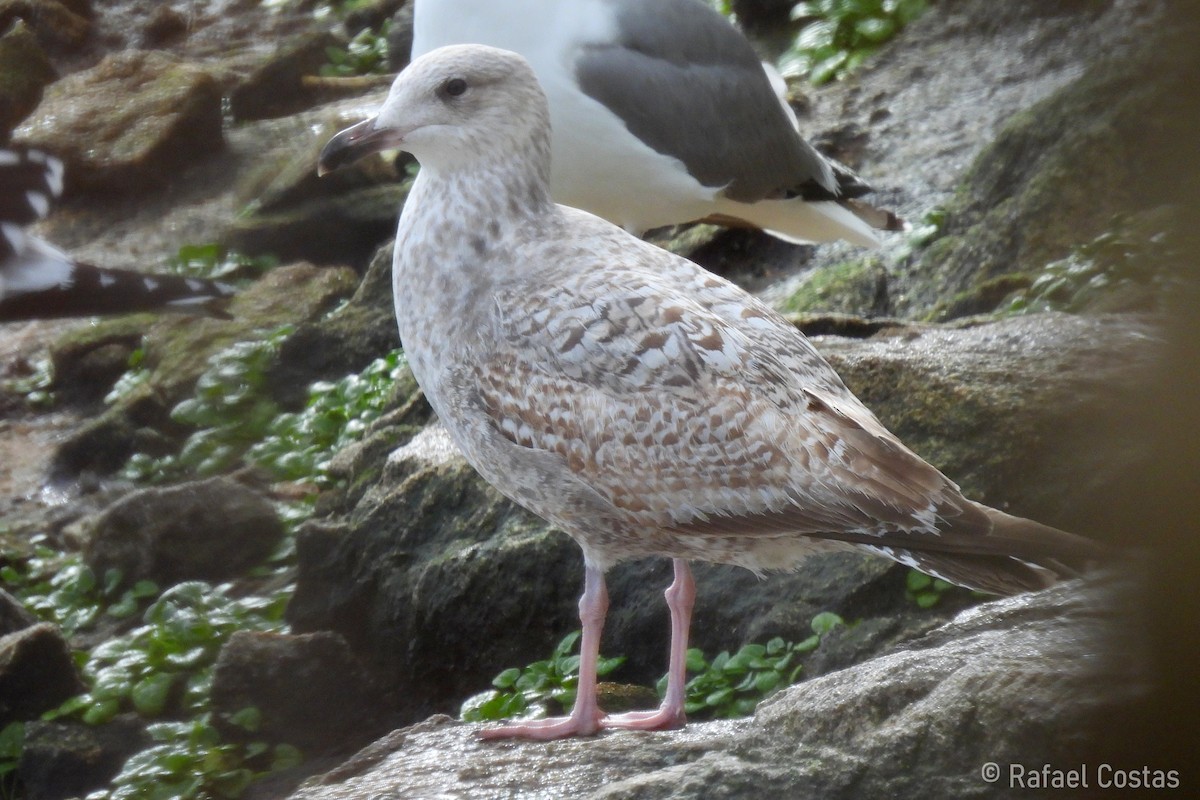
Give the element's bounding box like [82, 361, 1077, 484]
[576, 0, 857, 203]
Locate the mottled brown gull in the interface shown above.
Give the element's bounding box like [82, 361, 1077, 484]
[318, 44, 1102, 740]
[410, 0, 903, 246]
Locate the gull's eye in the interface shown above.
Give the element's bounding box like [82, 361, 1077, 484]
[442, 78, 468, 98]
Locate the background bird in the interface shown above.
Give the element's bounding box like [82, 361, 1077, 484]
[411, 0, 903, 246]
[0, 148, 236, 322]
[319, 44, 1102, 740]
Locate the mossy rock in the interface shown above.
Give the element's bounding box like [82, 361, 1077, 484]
[782, 257, 888, 315]
[899, 20, 1200, 320]
[49, 263, 359, 478]
[0, 20, 56, 137]
[13, 50, 223, 192]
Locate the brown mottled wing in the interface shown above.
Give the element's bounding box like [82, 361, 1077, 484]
[473, 244, 976, 539]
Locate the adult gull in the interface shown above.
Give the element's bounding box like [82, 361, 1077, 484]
[318, 44, 1103, 740]
[0, 148, 236, 322]
[411, 0, 902, 246]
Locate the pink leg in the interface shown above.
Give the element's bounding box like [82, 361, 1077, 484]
[602, 558, 694, 731]
[479, 563, 609, 739]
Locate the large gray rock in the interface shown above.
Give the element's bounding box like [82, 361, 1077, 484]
[0, 588, 37, 637]
[211, 630, 387, 756]
[83, 476, 284, 588]
[288, 578, 1138, 800]
[288, 313, 1151, 724]
[18, 715, 148, 800]
[0, 623, 85, 726]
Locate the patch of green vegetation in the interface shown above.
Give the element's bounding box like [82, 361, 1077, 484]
[780, 257, 882, 314]
[50, 582, 286, 725]
[1, 540, 159, 635]
[675, 611, 845, 718]
[3, 538, 298, 799]
[460, 631, 626, 723]
[462, 611, 848, 724]
[248, 350, 408, 482]
[99, 715, 301, 800]
[0, 722, 22, 799]
[121, 333, 409, 488]
[1000, 217, 1180, 316]
[121, 326, 294, 482]
[0, 354, 54, 409]
[904, 568, 956, 609]
[893, 205, 948, 262]
[320, 22, 391, 78]
[163, 243, 277, 282]
[47, 582, 294, 800]
[781, 0, 927, 85]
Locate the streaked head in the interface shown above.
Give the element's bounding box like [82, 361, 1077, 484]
[318, 44, 550, 177]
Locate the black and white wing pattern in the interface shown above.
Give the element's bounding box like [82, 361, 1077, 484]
[0, 149, 237, 322]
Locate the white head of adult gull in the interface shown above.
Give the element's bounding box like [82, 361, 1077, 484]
[0, 148, 236, 321]
[409, 0, 903, 246]
[319, 44, 1103, 740]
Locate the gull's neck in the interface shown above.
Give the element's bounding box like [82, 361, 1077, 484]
[391, 148, 557, 374]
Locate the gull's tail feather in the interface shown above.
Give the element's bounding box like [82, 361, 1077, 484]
[865, 504, 1109, 596]
[0, 257, 236, 321]
[1, 147, 237, 322]
[711, 196, 903, 248]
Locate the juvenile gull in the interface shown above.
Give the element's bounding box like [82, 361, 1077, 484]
[0, 148, 236, 321]
[319, 45, 1102, 740]
[410, 0, 902, 246]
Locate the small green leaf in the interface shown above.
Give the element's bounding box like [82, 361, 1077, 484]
[906, 570, 932, 591]
[83, 698, 121, 725]
[755, 670, 782, 694]
[811, 611, 845, 636]
[272, 743, 304, 771]
[228, 707, 262, 732]
[855, 16, 895, 42]
[132, 673, 175, 717]
[492, 668, 522, 689]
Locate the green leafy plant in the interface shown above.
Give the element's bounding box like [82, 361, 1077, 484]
[462, 612, 848, 723]
[675, 611, 845, 718]
[0, 541, 159, 635]
[92, 714, 302, 800]
[905, 568, 955, 609]
[0, 722, 22, 798]
[163, 243, 276, 282]
[320, 23, 391, 78]
[122, 336, 408, 489]
[781, 0, 927, 84]
[247, 350, 408, 482]
[121, 327, 294, 482]
[1001, 219, 1180, 316]
[103, 347, 150, 407]
[0, 354, 54, 408]
[460, 631, 626, 723]
[51, 581, 288, 726]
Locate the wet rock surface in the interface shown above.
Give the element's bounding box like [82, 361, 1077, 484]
[288, 579, 1137, 800]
